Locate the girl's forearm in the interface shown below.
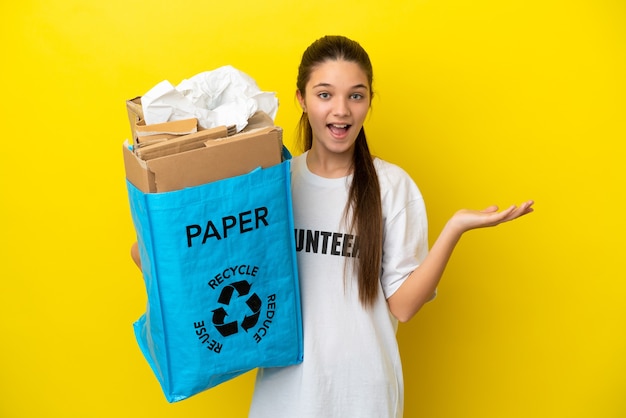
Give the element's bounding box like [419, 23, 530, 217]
[387, 221, 463, 322]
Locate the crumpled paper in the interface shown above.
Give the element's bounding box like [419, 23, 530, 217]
[141, 65, 278, 132]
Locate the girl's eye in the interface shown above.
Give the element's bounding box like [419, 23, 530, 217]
[318, 92, 330, 99]
[350, 93, 364, 100]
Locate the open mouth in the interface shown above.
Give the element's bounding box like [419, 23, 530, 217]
[328, 124, 351, 136]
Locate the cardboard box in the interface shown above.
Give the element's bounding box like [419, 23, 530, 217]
[123, 124, 283, 193]
[123, 96, 283, 193]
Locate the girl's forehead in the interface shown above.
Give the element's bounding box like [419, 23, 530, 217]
[307, 60, 369, 88]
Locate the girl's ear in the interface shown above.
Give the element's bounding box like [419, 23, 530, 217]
[296, 89, 306, 112]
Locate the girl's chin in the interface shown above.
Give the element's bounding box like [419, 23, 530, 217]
[318, 141, 356, 156]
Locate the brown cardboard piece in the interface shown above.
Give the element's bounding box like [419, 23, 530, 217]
[135, 118, 198, 144]
[126, 96, 144, 143]
[135, 125, 232, 160]
[125, 96, 273, 144]
[123, 96, 283, 193]
[127, 97, 198, 144]
[123, 119, 283, 194]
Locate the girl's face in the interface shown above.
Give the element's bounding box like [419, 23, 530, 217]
[297, 59, 371, 160]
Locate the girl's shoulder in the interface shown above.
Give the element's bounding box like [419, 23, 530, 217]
[373, 157, 415, 186]
[374, 157, 424, 205]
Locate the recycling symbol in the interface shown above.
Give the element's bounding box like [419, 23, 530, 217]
[212, 280, 261, 337]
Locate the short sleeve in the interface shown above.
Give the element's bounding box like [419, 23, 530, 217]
[375, 160, 429, 299]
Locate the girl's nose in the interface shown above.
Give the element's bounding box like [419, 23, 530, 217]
[333, 98, 350, 116]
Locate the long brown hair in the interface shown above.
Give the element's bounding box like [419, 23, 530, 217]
[296, 35, 383, 308]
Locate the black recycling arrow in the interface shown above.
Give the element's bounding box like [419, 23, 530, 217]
[231, 280, 251, 296]
[217, 286, 234, 305]
[212, 307, 238, 337]
[212, 280, 264, 337]
[241, 293, 262, 332]
[246, 293, 262, 312]
[217, 280, 252, 305]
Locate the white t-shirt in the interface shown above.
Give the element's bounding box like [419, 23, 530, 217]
[249, 152, 428, 418]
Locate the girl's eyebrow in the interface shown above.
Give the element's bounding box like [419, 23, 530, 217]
[312, 82, 368, 90]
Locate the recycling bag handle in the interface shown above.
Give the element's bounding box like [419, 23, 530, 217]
[282, 146, 292, 161]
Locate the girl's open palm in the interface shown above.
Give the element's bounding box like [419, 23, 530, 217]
[450, 200, 535, 233]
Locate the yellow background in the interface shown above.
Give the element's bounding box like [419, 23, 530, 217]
[1, 0, 624, 417]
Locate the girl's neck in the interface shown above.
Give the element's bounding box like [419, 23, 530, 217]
[306, 146, 354, 179]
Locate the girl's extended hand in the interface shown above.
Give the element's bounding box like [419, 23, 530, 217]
[448, 200, 535, 234]
[388, 199, 534, 322]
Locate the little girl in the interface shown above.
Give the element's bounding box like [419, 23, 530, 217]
[247, 35, 534, 418]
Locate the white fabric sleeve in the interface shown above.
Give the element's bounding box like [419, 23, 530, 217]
[377, 163, 429, 299]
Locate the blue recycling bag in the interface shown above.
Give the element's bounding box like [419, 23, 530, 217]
[127, 159, 303, 402]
